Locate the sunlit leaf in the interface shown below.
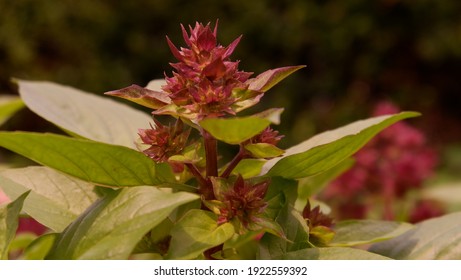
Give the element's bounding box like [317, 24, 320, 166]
[167, 209, 235, 260]
[330, 220, 413, 247]
[369, 212, 461, 259]
[262, 112, 420, 179]
[0, 97, 24, 126]
[231, 159, 265, 179]
[47, 187, 198, 259]
[22, 233, 57, 260]
[0, 166, 98, 232]
[200, 116, 271, 145]
[281, 247, 391, 260]
[0, 132, 171, 187]
[244, 143, 284, 158]
[0, 191, 29, 260]
[15, 79, 152, 148]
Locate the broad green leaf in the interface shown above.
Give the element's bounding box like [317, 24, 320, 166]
[0, 191, 29, 259]
[8, 233, 37, 253]
[0, 132, 171, 187]
[369, 212, 461, 259]
[297, 158, 354, 199]
[22, 233, 57, 260]
[0, 97, 24, 126]
[15, 79, 152, 148]
[47, 187, 198, 259]
[330, 220, 413, 247]
[231, 159, 265, 179]
[247, 65, 305, 92]
[280, 247, 391, 260]
[167, 209, 235, 260]
[200, 116, 271, 145]
[244, 143, 284, 158]
[262, 112, 420, 179]
[0, 166, 98, 232]
[258, 177, 311, 259]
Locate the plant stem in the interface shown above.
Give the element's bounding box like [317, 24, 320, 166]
[221, 146, 247, 178]
[203, 130, 218, 177]
[185, 163, 207, 188]
[204, 244, 223, 260]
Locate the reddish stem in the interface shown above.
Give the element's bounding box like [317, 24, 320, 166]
[220, 146, 247, 178]
[185, 163, 207, 188]
[203, 130, 218, 177]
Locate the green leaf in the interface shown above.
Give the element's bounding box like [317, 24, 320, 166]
[244, 143, 284, 158]
[167, 209, 235, 260]
[22, 233, 57, 260]
[200, 116, 271, 145]
[8, 233, 37, 253]
[231, 159, 266, 179]
[47, 186, 198, 259]
[0, 167, 98, 232]
[247, 65, 305, 92]
[0, 191, 29, 260]
[258, 177, 311, 259]
[369, 212, 461, 259]
[330, 220, 413, 247]
[297, 158, 354, 199]
[15, 79, 152, 148]
[0, 132, 170, 187]
[0, 97, 24, 126]
[262, 112, 420, 179]
[280, 247, 391, 260]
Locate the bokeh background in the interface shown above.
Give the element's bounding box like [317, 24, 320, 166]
[1, 0, 461, 220]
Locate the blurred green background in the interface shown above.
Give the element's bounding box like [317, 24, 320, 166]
[1, 0, 460, 158]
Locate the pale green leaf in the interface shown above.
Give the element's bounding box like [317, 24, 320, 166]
[330, 220, 413, 247]
[369, 212, 461, 259]
[231, 159, 265, 179]
[0, 132, 170, 187]
[262, 112, 420, 178]
[47, 187, 198, 259]
[167, 209, 235, 260]
[0, 191, 29, 259]
[0, 166, 98, 232]
[281, 247, 391, 260]
[22, 233, 57, 260]
[244, 143, 284, 158]
[200, 116, 271, 145]
[15, 79, 152, 148]
[0, 97, 24, 126]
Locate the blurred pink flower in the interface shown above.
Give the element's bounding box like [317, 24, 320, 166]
[323, 101, 438, 220]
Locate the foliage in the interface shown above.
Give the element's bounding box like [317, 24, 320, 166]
[0, 21, 459, 260]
